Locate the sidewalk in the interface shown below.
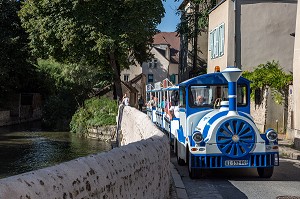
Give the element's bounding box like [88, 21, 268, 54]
[170, 163, 188, 199]
[278, 134, 300, 160]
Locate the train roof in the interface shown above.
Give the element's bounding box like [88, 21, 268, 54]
[163, 85, 179, 91]
[178, 72, 250, 86]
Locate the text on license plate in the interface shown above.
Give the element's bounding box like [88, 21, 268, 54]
[225, 160, 248, 166]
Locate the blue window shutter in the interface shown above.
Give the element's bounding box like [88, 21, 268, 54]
[170, 74, 175, 84]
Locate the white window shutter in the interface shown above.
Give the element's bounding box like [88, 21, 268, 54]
[209, 31, 214, 59]
[219, 23, 225, 56]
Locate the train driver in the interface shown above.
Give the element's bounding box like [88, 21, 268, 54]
[195, 95, 205, 106]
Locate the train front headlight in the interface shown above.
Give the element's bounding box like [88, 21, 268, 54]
[266, 129, 278, 142]
[192, 131, 203, 143]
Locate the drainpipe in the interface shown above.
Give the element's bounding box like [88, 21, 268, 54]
[233, 0, 241, 68]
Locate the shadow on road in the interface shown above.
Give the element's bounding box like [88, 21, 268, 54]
[171, 151, 300, 198]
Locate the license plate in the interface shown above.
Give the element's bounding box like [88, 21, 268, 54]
[225, 160, 248, 166]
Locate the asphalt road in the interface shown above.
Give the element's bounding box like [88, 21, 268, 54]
[171, 155, 300, 199]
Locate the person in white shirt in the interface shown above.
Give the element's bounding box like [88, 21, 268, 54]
[122, 93, 129, 106]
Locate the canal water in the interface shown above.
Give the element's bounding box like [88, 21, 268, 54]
[0, 122, 112, 179]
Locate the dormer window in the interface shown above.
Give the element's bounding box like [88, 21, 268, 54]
[148, 59, 158, 68]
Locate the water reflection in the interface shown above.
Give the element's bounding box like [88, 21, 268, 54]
[0, 122, 111, 179]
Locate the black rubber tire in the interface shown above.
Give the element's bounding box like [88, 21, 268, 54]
[257, 167, 274, 178]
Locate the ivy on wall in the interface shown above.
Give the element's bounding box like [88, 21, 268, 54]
[242, 61, 293, 105]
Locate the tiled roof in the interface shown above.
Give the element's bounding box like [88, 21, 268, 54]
[153, 32, 180, 64]
[153, 32, 180, 51]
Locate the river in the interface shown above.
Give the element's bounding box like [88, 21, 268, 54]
[0, 122, 112, 179]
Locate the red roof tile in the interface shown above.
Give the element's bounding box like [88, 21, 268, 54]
[153, 32, 180, 64]
[153, 32, 180, 51]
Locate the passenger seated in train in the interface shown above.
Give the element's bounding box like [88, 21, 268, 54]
[195, 95, 205, 106]
[158, 96, 166, 111]
[167, 108, 176, 120]
[147, 95, 156, 108]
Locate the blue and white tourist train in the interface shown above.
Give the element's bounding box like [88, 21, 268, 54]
[146, 66, 279, 178]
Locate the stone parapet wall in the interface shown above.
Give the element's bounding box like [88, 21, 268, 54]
[0, 105, 170, 199]
[120, 106, 166, 145]
[87, 125, 116, 141]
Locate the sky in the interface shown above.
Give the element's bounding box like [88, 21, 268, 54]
[157, 0, 183, 32]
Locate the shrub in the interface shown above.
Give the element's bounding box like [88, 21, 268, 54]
[242, 60, 292, 104]
[70, 97, 118, 135]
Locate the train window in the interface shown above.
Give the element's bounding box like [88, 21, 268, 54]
[179, 87, 186, 108]
[188, 84, 247, 108]
[171, 90, 179, 106]
[189, 86, 213, 107]
[237, 85, 247, 105]
[221, 85, 247, 106]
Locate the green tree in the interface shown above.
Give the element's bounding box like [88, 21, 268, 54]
[0, 0, 36, 98]
[19, 0, 164, 100]
[36, 58, 113, 130]
[176, 0, 216, 76]
[177, 0, 216, 38]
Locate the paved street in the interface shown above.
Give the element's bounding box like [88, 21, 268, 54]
[171, 154, 300, 199]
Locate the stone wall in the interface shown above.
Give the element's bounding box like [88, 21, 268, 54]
[0, 106, 170, 199]
[87, 125, 116, 141]
[250, 89, 268, 133]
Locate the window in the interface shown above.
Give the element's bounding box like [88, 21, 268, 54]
[148, 74, 153, 83]
[170, 74, 176, 84]
[209, 23, 225, 59]
[179, 86, 186, 108]
[124, 74, 129, 82]
[153, 59, 158, 68]
[148, 59, 158, 68]
[188, 84, 247, 108]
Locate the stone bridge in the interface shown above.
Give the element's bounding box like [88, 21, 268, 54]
[0, 105, 170, 198]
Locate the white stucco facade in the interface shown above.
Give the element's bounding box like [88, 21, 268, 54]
[208, 0, 297, 72]
[292, 0, 300, 144]
[120, 64, 142, 82]
[142, 47, 170, 84]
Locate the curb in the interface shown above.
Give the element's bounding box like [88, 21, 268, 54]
[170, 163, 188, 199]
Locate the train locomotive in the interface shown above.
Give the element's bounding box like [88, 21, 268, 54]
[146, 66, 279, 178]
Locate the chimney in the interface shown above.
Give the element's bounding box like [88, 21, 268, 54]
[221, 66, 242, 116]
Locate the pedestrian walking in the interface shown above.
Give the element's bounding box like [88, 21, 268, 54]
[122, 93, 129, 106]
[138, 96, 144, 111]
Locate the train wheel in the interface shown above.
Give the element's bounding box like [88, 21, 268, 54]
[177, 141, 185, 166]
[257, 167, 274, 178]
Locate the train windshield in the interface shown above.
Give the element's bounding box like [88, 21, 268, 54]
[189, 84, 247, 108]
